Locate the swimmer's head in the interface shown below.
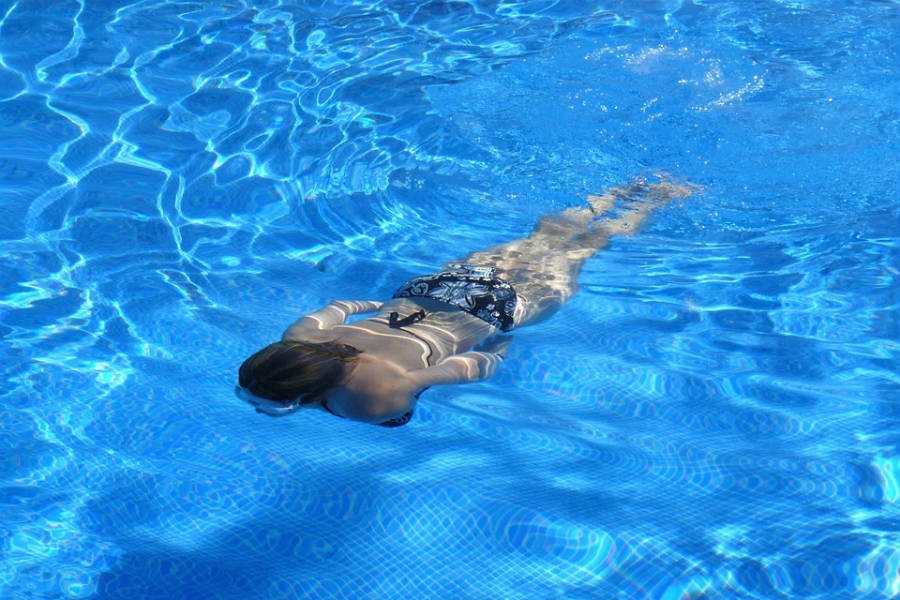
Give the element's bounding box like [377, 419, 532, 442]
[238, 340, 361, 408]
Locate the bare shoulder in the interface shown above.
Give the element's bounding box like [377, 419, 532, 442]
[351, 353, 418, 395]
[341, 353, 422, 421]
[282, 317, 334, 342]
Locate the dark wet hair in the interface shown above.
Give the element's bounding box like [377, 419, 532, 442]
[238, 340, 361, 404]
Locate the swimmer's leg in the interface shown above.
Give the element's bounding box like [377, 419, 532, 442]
[452, 179, 693, 327]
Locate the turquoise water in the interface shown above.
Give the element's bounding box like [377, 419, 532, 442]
[1, 1, 898, 598]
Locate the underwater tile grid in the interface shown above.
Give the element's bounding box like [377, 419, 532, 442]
[0, 1, 898, 599]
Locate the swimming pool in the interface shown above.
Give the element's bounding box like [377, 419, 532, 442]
[1, 0, 898, 598]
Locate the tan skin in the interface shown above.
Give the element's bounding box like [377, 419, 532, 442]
[282, 181, 693, 424]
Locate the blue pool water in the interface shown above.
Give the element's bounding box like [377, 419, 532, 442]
[1, 1, 898, 598]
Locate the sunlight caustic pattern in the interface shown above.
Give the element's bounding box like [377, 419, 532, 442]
[1, 1, 898, 599]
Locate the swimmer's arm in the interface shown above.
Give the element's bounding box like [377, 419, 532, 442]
[282, 300, 383, 340]
[409, 351, 505, 387]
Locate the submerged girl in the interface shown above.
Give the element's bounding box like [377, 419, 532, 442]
[237, 180, 691, 426]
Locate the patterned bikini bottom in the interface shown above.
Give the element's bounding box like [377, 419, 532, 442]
[391, 264, 517, 332]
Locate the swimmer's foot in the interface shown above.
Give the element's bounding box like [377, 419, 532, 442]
[645, 181, 694, 204]
[535, 177, 695, 246]
[587, 177, 693, 220]
[576, 177, 695, 242]
[606, 179, 692, 211]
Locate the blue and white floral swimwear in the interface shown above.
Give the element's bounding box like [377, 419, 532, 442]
[392, 265, 517, 332]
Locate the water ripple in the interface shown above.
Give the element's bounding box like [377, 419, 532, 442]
[1, 0, 898, 598]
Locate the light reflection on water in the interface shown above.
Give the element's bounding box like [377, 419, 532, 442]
[0, 0, 897, 599]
